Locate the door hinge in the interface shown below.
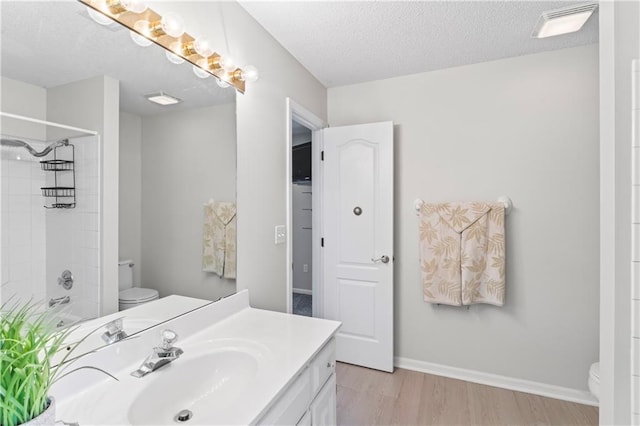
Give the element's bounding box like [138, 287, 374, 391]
[321, 151, 324, 161]
[321, 237, 324, 247]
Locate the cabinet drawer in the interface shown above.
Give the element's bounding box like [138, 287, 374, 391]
[257, 368, 311, 425]
[310, 338, 336, 396]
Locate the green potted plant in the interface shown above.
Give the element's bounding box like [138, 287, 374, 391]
[0, 301, 115, 426]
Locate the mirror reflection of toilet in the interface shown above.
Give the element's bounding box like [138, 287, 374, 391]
[588, 362, 600, 401]
[118, 260, 159, 311]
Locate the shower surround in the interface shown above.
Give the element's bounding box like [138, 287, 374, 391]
[0, 133, 101, 321]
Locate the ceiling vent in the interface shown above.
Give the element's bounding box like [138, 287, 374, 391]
[531, 3, 598, 38]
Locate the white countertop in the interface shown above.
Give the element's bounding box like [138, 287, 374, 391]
[52, 291, 340, 425]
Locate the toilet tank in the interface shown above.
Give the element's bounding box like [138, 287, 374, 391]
[118, 260, 134, 291]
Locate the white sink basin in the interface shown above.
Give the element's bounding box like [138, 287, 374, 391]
[127, 347, 261, 425]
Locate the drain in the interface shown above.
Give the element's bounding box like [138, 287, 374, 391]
[174, 409, 193, 423]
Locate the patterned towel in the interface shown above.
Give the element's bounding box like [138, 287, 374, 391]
[202, 201, 237, 279]
[419, 202, 505, 306]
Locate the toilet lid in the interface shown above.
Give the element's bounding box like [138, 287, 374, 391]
[119, 287, 159, 303]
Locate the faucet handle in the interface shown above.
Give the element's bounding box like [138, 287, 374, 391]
[160, 329, 178, 350]
[105, 317, 124, 334]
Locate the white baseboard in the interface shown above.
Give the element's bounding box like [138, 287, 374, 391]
[293, 288, 312, 295]
[394, 356, 599, 407]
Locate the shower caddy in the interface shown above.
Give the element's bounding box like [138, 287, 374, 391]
[40, 143, 76, 209]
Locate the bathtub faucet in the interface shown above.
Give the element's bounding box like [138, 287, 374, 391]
[49, 295, 71, 308]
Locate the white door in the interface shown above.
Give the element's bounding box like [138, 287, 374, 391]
[321, 121, 394, 372]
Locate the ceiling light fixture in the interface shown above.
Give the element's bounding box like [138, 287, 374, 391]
[79, 0, 258, 93]
[145, 92, 182, 106]
[531, 3, 597, 38]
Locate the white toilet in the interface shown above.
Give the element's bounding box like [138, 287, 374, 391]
[118, 260, 159, 311]
[588, 362, 600, 401]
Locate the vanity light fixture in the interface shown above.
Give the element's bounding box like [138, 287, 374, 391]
[192, 66, 211, 79]
[145, 92, 182, 106]
[79, 0, 258, 93]
[531, 3, 597, 38]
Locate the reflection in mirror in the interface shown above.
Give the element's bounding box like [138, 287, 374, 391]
[1, 114, 100, 323]
[1, 1, 237, 358]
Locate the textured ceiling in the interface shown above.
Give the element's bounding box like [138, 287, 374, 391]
[239, 1, 599, 87]
[0, 1, 235, 116]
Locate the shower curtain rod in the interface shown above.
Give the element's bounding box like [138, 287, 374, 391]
[0, 111, 98, 137]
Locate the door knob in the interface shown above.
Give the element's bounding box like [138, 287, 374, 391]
[371, 255, 390, 264]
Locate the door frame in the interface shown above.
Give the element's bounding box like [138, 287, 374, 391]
[285, 98, 326, 316]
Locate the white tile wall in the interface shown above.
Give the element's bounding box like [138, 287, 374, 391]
[0, 148, 46, 306]
[1, 135, 100, 320]
[45, 136, 100, 320]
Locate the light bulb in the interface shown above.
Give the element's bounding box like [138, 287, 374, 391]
[161, 12, 185, 38]
[242, 65, 259, 82]
[220, 56, 235, 73]
[216, 79, 230, 89]
[193, 37, 213, 57]
[192, 66, 210, 79]
[165, 51, 185, 65]
[120, 0, 147, 13]
[130, 28, 152, 47]
[87, 7, 114, 25]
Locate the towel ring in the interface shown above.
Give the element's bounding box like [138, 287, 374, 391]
[414, 196, 513, 215]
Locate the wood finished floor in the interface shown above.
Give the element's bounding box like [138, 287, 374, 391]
[336, 362, 598, 426]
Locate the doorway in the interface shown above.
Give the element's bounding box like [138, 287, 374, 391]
[285, 98, 325, 317]
[291, 121, 312, 316]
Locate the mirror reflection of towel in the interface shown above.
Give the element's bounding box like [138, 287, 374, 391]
[419, 202, 505, 306]
[202, 200, 237, 279]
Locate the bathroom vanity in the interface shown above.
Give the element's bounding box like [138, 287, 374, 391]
[51, 290, 341, 425]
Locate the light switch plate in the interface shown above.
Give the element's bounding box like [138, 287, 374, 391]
[275, 225, 286, 244]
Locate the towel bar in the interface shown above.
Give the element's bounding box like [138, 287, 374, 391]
[414, 196, 513, 215]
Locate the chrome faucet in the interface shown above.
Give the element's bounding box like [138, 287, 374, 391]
[101, 317, 128, 345]
[49, 295, 70, 308]
[131, 329, 183, 378]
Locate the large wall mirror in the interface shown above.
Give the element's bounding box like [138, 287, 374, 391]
[0, 1, 237, 351]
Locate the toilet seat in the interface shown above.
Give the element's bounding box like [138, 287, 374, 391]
[118, 287, 159, 303]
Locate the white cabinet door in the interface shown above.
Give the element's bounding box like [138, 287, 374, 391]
[310, 373, 336, 426]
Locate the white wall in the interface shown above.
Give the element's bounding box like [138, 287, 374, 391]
[47, 75, 120, 315]
[328, 45, 599, 392]
[631, 59, 640, 425]
[140, 103, 236, 301]
[600, 1, 640, 424]
[151, 1, 328, 311]
[0, 77, 47, 139]
[119, 112, 142, 287]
